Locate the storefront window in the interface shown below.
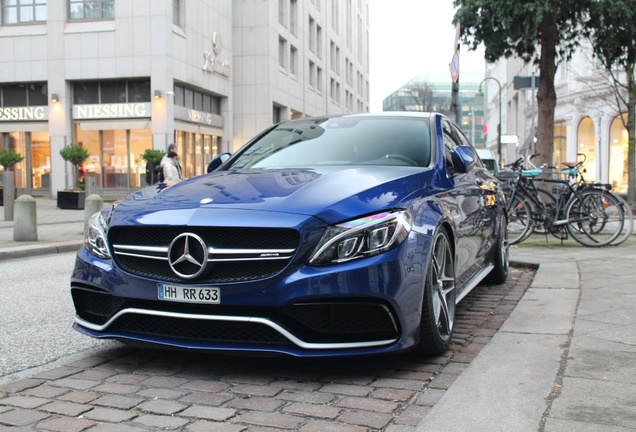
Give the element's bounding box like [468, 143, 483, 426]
[6, 132, 26, 188]
[175, 129, 221, 177]
[129, 129, 151, 188]
[31, 131, 50, 190]
[75, 127, 100, 188]
[75, 124, 152, 192]
[102, 130, 128, 188]
[577, 117, 596, 180]
[184, 131, 195, 179]
[609, 114, 628, 194]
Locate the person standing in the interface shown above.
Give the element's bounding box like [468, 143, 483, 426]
[163, 151, 183, 182]
[160, 144, 179, 175]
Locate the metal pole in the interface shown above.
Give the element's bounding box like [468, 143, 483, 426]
[498, 88, 502, 167]
[469, 108, 474, 145]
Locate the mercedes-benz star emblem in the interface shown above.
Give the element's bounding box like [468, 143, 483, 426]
[168, 233, 209, 279]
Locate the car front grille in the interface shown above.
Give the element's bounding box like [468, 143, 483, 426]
[72, 286, 400, 346]
[109, 226, 300, 283]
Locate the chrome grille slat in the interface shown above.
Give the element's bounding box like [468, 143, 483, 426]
[109, 226, 301, 283]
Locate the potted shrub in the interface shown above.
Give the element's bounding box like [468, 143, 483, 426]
[140, 149, 166, 186]
[0, 149, 24, 206]
[58, 144, 90, 209]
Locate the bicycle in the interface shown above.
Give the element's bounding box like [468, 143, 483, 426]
[498, 154, 629, 247]
[497, 156, 556, 244]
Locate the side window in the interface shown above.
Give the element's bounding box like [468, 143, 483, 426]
[450, 122, 472, 148]
[443, 132, 456, 172]
[445, 119, 484, 172]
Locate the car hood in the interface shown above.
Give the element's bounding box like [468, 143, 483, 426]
[112, 166, 437, 226]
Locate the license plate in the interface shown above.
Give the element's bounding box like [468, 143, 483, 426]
[158, 284, 220, 304]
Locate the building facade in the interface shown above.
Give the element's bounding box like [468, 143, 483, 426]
[0, 0, 369, 198]
[482, 42, 630, 194]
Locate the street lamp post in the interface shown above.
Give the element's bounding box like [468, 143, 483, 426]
[477, 77, 502, 167]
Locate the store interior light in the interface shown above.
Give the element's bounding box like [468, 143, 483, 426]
[154, 90, 162, 99]
[51, 93, 59, 103]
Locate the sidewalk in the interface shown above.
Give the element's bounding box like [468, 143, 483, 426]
[1, 197, 635, 431]
[0, 197, 87, 261]
[417, 235, 636, 431]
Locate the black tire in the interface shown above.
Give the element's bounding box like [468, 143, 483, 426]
[566, 189, 624, 247]
[484, 215, 509, 285]
[507, 193, 533, 245]
[416, 228, 456, 356]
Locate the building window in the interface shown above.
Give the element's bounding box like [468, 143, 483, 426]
[577, 117, 596, 181]
[317, 67, 323, 92]
[316, 25, 323, 59]
[330, 0, 339, 33]
[0, 83, 48, 107]
[2, 0, 46, 25]
[330, 41, 336, 72]
[68, 0, 114, 21]
[279, 37, 288, 69]
[553, 121, 567, 170]
[290, 0, 297, 35]
[330, 78, 335, 101]
[309, 16, 316, 53]
[290, 45, 298, 76]
[172, 0, 182, 27]
[309, 61, 316, 88]
[273, 105, 283, 124]
[609, 114, 628, 194]
[173, 84, 221, 113]
[73, 80, 150, 104]
[278, 0, 287, 27]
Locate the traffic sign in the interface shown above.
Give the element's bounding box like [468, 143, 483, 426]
[450, 50, 460, 82]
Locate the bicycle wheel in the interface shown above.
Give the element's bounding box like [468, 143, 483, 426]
[566, 189, 624, 247]
[608, 192, 633, 245]
[530, 187, 556, 235]
[507, 193, 534, 245]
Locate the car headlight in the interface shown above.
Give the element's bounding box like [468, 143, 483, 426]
[84, 210, 111, 259]
[308, 210, 412, 265]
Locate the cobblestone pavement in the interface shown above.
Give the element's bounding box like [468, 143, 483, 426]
[0, 266, 534, 431]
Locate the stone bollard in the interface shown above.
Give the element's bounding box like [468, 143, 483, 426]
[84, 194, 104, 230]
[14, 195, 37, 241]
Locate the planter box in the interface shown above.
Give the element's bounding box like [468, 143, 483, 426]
[57, 190, 85, 209]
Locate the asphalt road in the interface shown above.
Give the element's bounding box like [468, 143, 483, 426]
[0, 252, 115, 381]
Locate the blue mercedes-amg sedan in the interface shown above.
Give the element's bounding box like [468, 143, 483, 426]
[71, 112, 508, 357]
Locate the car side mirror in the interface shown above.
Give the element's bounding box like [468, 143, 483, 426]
[207, 152, 232, 173]
[451, 146, 477, 174]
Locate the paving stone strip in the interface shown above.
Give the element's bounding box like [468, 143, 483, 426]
[0, 266, 533, 431]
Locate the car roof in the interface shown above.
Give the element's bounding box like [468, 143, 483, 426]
[280, 112, 437, 124]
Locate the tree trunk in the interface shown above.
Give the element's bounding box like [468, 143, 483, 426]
[627, 65, 635, 203]
[535, 13, 558, 168]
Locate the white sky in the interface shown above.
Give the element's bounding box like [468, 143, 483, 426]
[369, 0, 485, 112]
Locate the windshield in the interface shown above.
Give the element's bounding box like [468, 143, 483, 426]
[227, 116, 431, 170]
